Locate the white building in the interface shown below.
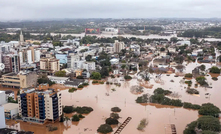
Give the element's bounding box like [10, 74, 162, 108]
[130, 44, 140, 55]
[0, 91, 7, 105]
[168, 47, 176, 53]
[27, 50, 33, 64]
[35, 50, 41, 62]
[73, 61, 85, 69]
[2, 103, 19, 119]
[44, 92, 62, 121]
[103, 28, 119, 35]
[114, 40, 125, 53]
[177, 41, 191, 46]
[47, 76, 69, 84]
[0, 106, 6, 128]
[110, 58, 119, 65]
[67, 55, 81, 68]
[83, 62, 96, 71]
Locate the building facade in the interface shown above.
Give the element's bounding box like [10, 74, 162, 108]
[40, 57, 60, 72]
[0, 71, 37, 89]
[114, 40, 125, 53]
[2, 54, 20, 73]
[17, 88, 62, 123]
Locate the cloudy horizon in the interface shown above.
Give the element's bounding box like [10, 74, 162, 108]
[1, 0, 221, 21]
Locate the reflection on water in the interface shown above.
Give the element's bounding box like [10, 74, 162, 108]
[4, 62, 221, 134]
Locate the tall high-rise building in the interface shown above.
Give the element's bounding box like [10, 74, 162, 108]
[17, 88, 62, 123]
[114, 40, 125, 53]
[2, 54, 20, 73]
[19, 30, 24, 46]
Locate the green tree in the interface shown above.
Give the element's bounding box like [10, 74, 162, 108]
[54, 70, 66, 77]
[170, 37, 178, 43]
[91, 72, 101, 80]
[100, 67, 109, 78]
[105, 118, 119, 125]
[85, 55, 92, 61]
[97, 124, 113, 133]
[199, 103, 220, 117]
[111, 107, 121, 112]
[210, 66, 220, 74]
[197, 116, 221, 132]
[160, 47, 165, 52]
[121, 64, 126, 69]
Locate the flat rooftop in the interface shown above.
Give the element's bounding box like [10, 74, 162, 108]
[2, 103, 19, 111]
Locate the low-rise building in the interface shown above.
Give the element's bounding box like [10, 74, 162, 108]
[130, 44, 140, 55]
[64, 79, 85, 88]
[0, 71, 37, 89]
[0, 91, 7, 105]
[2, 103, 19, 119]
[47, 76, 69, 84]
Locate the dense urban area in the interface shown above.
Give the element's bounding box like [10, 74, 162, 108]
[1, 19, 221, 134]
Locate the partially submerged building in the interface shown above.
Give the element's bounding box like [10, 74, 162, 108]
[17, 88, 62, 124]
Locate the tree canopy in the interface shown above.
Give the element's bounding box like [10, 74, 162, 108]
[198, 103, 220, 117]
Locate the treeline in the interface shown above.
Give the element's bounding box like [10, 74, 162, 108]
[135, 88, 220, 111]
[178, 27, 221, 38]
[81, 36, 168, 44]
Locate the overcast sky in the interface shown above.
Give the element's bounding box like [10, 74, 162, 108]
[1, 0, 221, 20]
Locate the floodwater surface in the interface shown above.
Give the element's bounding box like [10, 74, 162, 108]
[5, 62, 221, 134]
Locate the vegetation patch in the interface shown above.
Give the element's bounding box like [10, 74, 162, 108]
[72, 114, 80, 122]
[185, 81, 192, 87]
[137, 118, 148, 131]
[198, 103, 220, 117]
[186, 88, 199, 94]
[68, 88, 77, 93]
[74, 106, 93, 114]
[78, 85, 84, 88]
[196, 76, 208, 87]
[124, 75, 132, 80]
[105, 117, 119, 125]
[111, 107, 121, 112]
[97, 124, 113, 134]
[184, 116, 221, 134]
[110, 113, 120, 120]
[92, 80, 99, 84]
[183, 102, 201, 110]
[63, 106, 74, 114]
[210, 66, 221, 74]
[212, 77, 218, 81]
[185, 73, 193, 78]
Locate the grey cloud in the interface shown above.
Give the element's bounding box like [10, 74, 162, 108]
[0, 0, 221, 20]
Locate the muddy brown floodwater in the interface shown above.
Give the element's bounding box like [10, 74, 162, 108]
[4, 62, 221, 134]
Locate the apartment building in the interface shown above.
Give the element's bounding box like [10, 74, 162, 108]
[17, 88, 62, 123]
[82, 62, 95, 71]
[19, 46, 41, 64]
[114, 40, 125, 53]
[2, 54, 20, 73]
[0, 71, 37, 89]
[40, 57, 60, 72]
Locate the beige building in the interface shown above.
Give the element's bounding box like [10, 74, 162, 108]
[17, 88, 62, 123]
[40, 57, 60, 72]
[114, 40, 125, 53]
[0, 71, 37, 89]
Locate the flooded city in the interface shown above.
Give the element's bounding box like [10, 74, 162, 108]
[5, 60, 221, 134]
